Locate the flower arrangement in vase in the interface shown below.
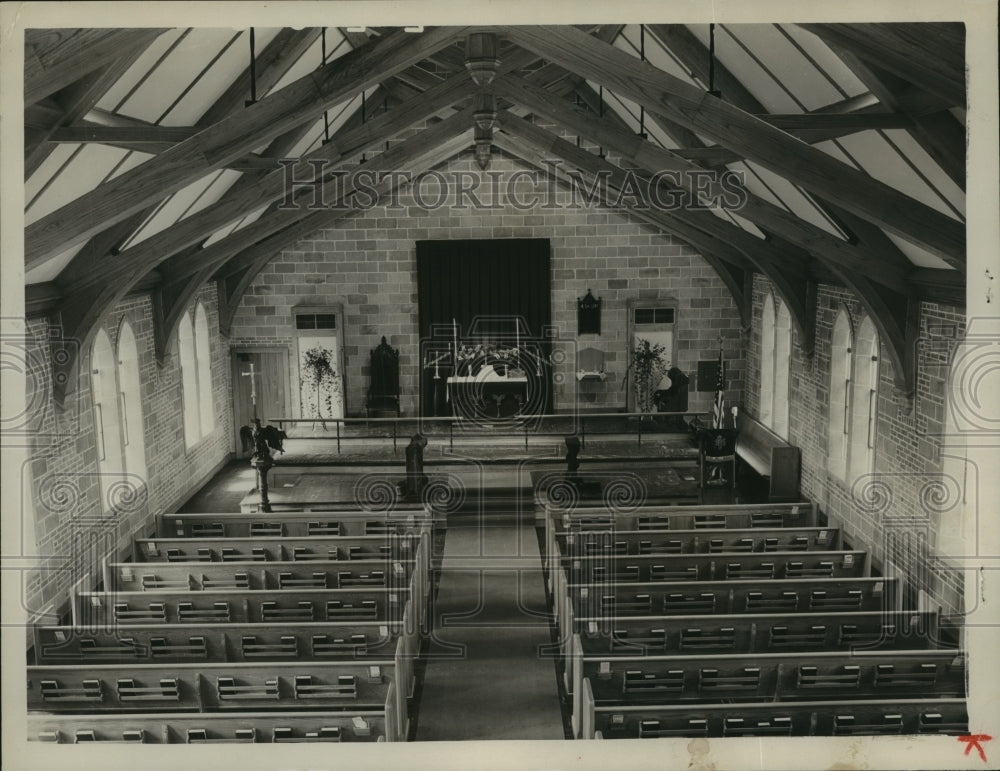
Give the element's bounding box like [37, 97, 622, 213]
[629, 338, 668, 414]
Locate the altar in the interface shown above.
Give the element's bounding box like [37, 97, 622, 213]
[447, 365, 529, 420]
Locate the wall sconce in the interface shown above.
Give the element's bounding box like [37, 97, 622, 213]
[473, 92, 497, 130]
[465, 32, 500, 86]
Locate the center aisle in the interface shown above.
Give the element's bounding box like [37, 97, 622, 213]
[414, 512, 565, 740]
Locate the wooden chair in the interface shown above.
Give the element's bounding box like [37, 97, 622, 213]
[366, 337, 400, 417]
[698, 428, 737, 489]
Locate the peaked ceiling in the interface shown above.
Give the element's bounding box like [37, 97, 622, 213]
[22, 23, 967, 399]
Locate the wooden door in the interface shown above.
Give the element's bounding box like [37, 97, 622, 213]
[232, 349, 290, 455]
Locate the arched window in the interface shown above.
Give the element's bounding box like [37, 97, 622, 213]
[848, 317, 880, 481]
[827, 309, 853, 481]
[194, 303, 215, 435]
[91, 328, 124, 510]
[773, 301, 792, 439]
[178, 310, 200, 448]
[178, 302, 215, 447]
[758, 292, 791, 438]
[116, 320, 147, 486]
[932, 333, 986, 579]
[760, 294, 776, 427]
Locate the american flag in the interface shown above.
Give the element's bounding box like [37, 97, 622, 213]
[711, 345, 726, 429]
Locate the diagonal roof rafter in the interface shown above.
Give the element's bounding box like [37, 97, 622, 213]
[27, 26, 469, 268]
[499, 24, 965, 267]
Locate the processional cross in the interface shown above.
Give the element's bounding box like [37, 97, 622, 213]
[241, 361, 260, 419]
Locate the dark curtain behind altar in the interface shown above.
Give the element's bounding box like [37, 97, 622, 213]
[416, 238, 552, 417]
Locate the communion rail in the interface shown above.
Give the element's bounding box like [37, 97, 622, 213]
[269, 412, 705, 454]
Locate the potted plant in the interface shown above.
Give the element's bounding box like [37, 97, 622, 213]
[629, 338, 668, 414]
[300, 345, 341, 428]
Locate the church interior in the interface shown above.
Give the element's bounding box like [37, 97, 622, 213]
[5, 10, 999, 768]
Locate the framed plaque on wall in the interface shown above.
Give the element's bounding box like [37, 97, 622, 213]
[577, 289, 602, 335]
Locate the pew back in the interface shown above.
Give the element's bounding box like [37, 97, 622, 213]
[74, 587, 413, 628]
[570, 646, 965, 736]
[580, 682, 967, 739]
[29, 709, 393, 743]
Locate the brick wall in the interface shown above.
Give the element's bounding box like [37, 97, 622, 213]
[19, 285, 232, 621]
[748, 274, 965, 613]
[228, 150, 746, 418]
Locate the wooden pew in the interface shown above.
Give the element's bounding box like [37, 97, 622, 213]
[35, 621, 403, 664]
[570, 648, 965, 737]
[548, 526, 840, 591]
[28, 660, 410, 740]
[103, 558, 418, 593]
[555, 577, 899, 655]
[578, 685, 968, 738]
[544, 501, 817, 572]
[32, 620, 420, 706]
[735, 413, 801, 502]
[28, 659, 395, 712]
[561, 610, 948, 697]
[156, 510, 437, 540]
[29, 709, 392, 743]
[74, 587, 412, 628]
[561, 550, 867, 585]
[133, 534, 420, 563]
[155, 510, 444, 569]
[574, 611, 946, 657]
[555, 526, 839, 558]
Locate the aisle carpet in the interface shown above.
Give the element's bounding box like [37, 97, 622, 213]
[415, 517, 564, 740]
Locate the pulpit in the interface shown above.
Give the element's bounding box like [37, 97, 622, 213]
[366, 336, 400, 417]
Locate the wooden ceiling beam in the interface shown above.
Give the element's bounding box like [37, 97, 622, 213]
[27, 26, 468, 268]
[492, 131, 751, 328]
[47, 28, 329, 359]
[48, 124, 198, 144]
[167, 108, 473, 284]
[501, 25, 965, 266]
[908, 268, 965, 307]
[25, 46, 150, 179]
[647, 24, 763, 110]
[30, 29, 322, 277]
[50, 114, 472, 405]
[757, 111, 912, 132]
[63, 71, 478, 291]
[46, 28, 327, 284]
[821, 44, 965, 190]
[215, 132, 474, 334]
[24, 28, 167, 105]
[495, 114, 818, 339]
[801, 23, 965, 109]
[495, 75, 913, 294]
